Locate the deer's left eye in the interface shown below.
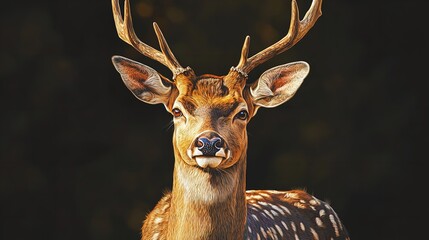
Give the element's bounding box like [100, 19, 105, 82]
[235, 110, 249, 121]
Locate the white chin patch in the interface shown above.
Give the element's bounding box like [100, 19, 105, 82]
[195, 156, 223, 168]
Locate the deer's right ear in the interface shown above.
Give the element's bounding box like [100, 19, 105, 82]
[112, 55, 174, 106]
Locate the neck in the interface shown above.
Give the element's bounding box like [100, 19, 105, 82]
[167, 152, 247, 239]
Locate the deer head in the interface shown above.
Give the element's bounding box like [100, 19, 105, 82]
[111, 0, 322, 171]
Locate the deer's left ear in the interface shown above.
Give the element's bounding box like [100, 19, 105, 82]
[248, 61, 309, 110]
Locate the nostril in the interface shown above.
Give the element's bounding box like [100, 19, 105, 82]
[197, 139, 204, 149]
[213, 138, 223, 149]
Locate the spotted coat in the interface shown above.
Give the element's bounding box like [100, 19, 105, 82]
[142, 189, 349, 240]
[245, 189, 349, 240]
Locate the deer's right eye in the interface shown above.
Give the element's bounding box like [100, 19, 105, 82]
[172, 108, 183, 118]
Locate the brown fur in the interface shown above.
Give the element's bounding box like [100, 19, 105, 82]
[112, 69, 349, 239]
[138, 73, 249, 239]
[111, 0, 350, 238]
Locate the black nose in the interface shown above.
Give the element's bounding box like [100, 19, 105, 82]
[196, 134, 224, 156]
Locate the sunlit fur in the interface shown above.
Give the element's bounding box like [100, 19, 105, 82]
[112, 57, 350, 239]
[111, 0, 350, 238]
[140, 75, 250, 239]
[138, 74, 349, 239]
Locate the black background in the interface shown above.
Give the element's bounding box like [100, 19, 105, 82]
[1, 0, 427, 239]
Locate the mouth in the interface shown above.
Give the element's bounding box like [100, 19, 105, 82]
[187, 148, 231, 169]
[195, 156, 224, 168]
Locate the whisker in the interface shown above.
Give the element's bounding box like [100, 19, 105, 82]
[164, 120, 174, 132]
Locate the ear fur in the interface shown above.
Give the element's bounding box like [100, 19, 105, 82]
[112, 55, 173, 105]
[249, 61, 309, 111]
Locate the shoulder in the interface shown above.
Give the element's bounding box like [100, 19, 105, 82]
[141, 192, 172, 240]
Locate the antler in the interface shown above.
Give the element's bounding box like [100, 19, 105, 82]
[235, 0, 323, 75]
[112, 0, 188, 77]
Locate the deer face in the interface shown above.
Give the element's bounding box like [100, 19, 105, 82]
[112, 56, 309, 170]
[172, 76, 249, 169]
[111, 0, 319, 170]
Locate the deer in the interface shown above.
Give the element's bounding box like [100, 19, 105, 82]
[111, 0, 350, 239]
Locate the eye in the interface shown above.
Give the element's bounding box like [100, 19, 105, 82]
[235, 110, 248, 121]
[172, 108, 183, 118]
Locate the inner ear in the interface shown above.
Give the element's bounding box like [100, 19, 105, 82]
[112, 55, 174, 106]
[249, 61, 309, 109]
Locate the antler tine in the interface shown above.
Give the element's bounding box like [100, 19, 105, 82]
[237, 36, 251, 68]
[236, 0, 322, 74]
[112, 0, 184, 75]
[153, 23, 186, 76]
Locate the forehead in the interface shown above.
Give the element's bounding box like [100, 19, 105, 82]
[176, 76, 245, 113]
[193, 76, 228, 98]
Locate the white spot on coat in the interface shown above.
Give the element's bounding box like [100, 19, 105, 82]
[316, 217, 324, 227]
[291, 221, 297, 232]
[275, 224, 284, 237]
[152, 232, 159, 240]
[260, 227, 267, 238]
[285, 192, 299, 199]
[310, 227, 319, 240]
[154, 217, 163, 224]
[270, 204, 286, 215]
[329, 214, 340, 237]
[271, 209, 279, 216]
[300, 222, 306, 231]
[294, 233, 300, 240]
[281, 220, 289, 230]
[279, 204, 292, 215]
[264, 209, 275, 219]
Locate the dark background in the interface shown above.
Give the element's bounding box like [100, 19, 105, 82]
[1, 0, 427, 239]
